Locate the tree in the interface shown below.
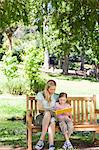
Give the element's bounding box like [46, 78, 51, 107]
[70, 0, 98, 70]
[0, 0, 32, 50]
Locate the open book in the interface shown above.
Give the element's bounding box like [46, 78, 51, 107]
[54, 107, 72, 115]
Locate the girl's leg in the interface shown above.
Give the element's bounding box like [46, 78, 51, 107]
[59, 121, 73, 149]
[67, 121, 74, 138]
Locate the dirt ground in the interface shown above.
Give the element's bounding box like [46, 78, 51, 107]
[0, 147, 99, 150]
[0, 140, 99, 150]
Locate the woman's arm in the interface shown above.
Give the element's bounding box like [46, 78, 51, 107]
[37, 100, 45, 111]
[36, 92, 45, 111]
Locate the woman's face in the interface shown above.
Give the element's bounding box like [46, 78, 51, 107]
[59, 96, 66, 105]
[48, 86, 56, 95]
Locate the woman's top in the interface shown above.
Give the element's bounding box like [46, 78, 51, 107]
[36, 91, 59, 110]
[55, 102, 72, 119]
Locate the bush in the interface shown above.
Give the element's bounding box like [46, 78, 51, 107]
[24, 47, 44, 93]
[32, 76, 46, 94]
[2, 54, 18, 79]
[7, 78, 28, 95]
[0, 75, 46, 95]
[0, 77, 28, 95]
[69, 62, 80, 70]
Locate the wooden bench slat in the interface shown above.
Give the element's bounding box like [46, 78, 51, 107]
[81, 100, 84, 123]
[77, 100, 80, 122]
[85, 100, 88, 123]
[93, 95, 96, 123]
[73, 100, 76, 124]
[90, 100, 93, 123]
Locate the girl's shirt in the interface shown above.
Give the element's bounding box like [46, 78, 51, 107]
[55, 102, 72, 119]
[36, 91, 58, 110]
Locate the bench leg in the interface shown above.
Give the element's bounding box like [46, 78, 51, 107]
[27, 126, 32, 150]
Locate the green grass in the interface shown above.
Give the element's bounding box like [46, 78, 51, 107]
[0, 95, 26, 148]
[0, 120, 26, 148]
[0, 95, 26, 120]
[41, 72, 99, 95]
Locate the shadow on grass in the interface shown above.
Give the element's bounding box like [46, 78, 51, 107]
[33, 132, 99, 149]
[0, 120, 26, 148]
[0, 120, 99, 149]
[48, 72, 99, 82]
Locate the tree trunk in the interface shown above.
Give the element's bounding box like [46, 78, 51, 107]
[95, 64, 99, 80]
[63, 54, 69, 75]
[80, 49, 85, 71]
[0, 33, 4, 48]
[6, 32, 13, 51]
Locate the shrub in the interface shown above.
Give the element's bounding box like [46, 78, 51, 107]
[2, 54, 18, 79]
[24, 47, 44, 94]
[0, 77, 28, 95]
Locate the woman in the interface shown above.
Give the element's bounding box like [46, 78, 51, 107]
[35, 80, 58, 150]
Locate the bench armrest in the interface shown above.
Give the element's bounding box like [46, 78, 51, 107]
[95, 109, 99, 114]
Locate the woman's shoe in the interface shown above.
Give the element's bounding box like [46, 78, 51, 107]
[48, 144, 55, 150]
[35, 140, 44, 150]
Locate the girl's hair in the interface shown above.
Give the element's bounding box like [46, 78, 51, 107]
[59, 92, 67, 98]
[58, 92, 69, 104]
[44, 80, 56, 102]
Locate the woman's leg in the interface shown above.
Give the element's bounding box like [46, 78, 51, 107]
[35, 111, 51, 150]
[40, 111, 51, 140]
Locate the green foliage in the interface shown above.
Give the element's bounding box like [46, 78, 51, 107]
[0, 0, 32, 32]
[6, 78, 28, 95]
[24, 47, 44, 94]
[2, 53, 18, 79]
[69, 62, 80, 70]
[32, 76, 46, 94]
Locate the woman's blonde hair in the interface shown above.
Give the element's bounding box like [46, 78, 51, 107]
[43, 80, 56, 102]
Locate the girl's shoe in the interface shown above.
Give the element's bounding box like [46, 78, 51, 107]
[35, 140, 44, 150]
[63, 141, 73, 150]
[66, 141, 73, 149]
[62, 141, 68, 150]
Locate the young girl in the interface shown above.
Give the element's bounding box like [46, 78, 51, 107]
[55, 92, 74, 150]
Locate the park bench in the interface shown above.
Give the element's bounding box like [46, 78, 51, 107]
[26, 95, 99, 150]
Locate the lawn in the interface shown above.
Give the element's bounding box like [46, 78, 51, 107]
[0, 73, 99, 149]
[0, 95, 26, 120]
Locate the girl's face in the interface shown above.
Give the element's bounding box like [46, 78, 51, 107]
[59, 96, 67, 105]
[48, 86, 56, 95]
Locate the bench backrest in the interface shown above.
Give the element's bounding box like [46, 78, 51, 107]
[26, 95, 97, 125]
[67, 95, 96, 125]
